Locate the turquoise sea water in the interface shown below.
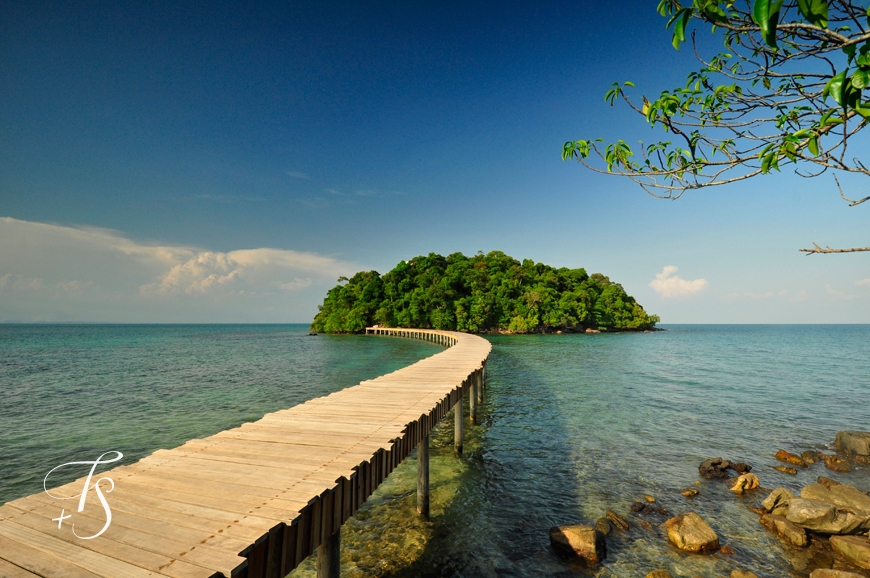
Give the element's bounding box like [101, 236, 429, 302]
[2, 324, 869, 577]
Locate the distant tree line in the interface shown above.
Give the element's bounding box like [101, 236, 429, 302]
[311, 251, 659, 334]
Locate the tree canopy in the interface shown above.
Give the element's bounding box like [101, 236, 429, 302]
[563, 0, 870, 254]
[311, 251, 659, 334]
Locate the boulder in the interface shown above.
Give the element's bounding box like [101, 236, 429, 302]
[809, 570, 866, 578]
[699, 457, 732, 479]
[760, 514, 808, 547]
[763, 487, 795, 513]
[663, 512, 719, 553]
[824, 455, 854, 473]
[830, 535, 870, 570]
[776, 449, 808, 467]
[786, 498, 868, 534]
[802, 450, 822, 464]
[731, 572, 759, 578]
[549, 525, 606, 566]
[836, 431, 870, 463]
[731, 462, 752, 474]
[730, 473, 760, 493]
[801, 483, 870, 514]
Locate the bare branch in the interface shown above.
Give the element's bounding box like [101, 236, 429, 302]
[799, 243, 870, 254]
[835, 174, 870, 207]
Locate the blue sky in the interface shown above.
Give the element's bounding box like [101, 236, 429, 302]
[1, 1, 868, 323]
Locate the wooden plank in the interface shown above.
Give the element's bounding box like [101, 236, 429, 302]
[0, 558, 42, 578]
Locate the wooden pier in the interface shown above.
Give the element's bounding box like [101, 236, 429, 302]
[0, 328, 490, 578]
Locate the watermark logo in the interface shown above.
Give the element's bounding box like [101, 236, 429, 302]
[43, 451, 123, 540]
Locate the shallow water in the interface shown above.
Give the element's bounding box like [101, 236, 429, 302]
[2, 324, 869, 577]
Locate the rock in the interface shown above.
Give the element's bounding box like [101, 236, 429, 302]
[585, 328, 601, 334]
[818, 476, 842, 489]
[730, 462, 752, 474]
[731, 571, 759, 578]
[549, 525, 607, 566]
[836, 431, 870, 463]
[760, 514, 808, 547]
[699, 457, 732, 479]
[763, 487, 795, 511]
[594, 517, 612, 537]
[786, 498, 868, 534]
[747, 505, 766, 515]
[801, 483, 870, 514]
[776, 449, 808, 467]
[720, 544, 735, 555]
[809, 570, 866, 578]
[631, 501, 668, 515]
[606, 509, 631, 530]
[802, 450, 822, 464]
[830, 535, 870, 569]
[824, 455, 854, 473]
[645, 571, 673, 578]
[775, 466, 798, 475]
[643, 494, 656, 503]
[730, 473, 760, 493]
[663, 512, 719, 553]
[681, 487, 700, 498]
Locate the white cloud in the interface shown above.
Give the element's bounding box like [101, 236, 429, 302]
[287, 171, 311, 180]
[825, 284, 861, 300]
[856, 279, 870, 288]
[649, 266, 707, 298]
[0, 217, 359, 322]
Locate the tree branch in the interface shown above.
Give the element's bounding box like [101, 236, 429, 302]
[799, 243, 870, 254]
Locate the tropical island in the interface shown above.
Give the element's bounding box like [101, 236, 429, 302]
[311, 251, 659, 334]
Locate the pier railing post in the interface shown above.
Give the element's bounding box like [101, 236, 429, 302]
[316, 530, 340, 578]
[417, 434, 430, 518]
[454, 391, 464, 454]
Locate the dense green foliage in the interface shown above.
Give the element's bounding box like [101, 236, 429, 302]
[311, 251, 659, 334]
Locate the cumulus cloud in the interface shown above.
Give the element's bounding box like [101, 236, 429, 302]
[649, 266, 707, 298]
[825, 284, 860, 300]
[856, 279, 870, 288]
[0, 217, 359, 322]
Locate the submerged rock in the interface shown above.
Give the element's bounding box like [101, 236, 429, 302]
[760, 513, 808, 547]
[643, 494, 656, 503]
[775, 465, 798, 475]
[663, 512, 719, 553]
[731, 462, 753, 474]
[681, 487, 700, 498]
[593, 517, 612, 537]
[830, 535, 870, 569]
[548, 524, 606, 566]
[645, 571, 673, 578]
[731, 571, 759, 578]
[631, 501, 668, 515]
[776, 449, 808, 467]
[824, 454, 854, 473]
[835, 431, 870, 464]
[605, 509, 631, 530]
[730, 473, 760, 493]
[818, 476, 842, 489]
[802, 450, 822, 464]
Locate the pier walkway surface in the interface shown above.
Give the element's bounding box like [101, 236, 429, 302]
[0, 328, 491, 578]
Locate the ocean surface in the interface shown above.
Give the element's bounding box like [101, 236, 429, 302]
[1, 324, 869, 577]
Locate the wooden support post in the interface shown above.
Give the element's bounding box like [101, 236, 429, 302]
[476, 370, 483, 403]
[316, 530, 340, 578]
[454, 392, 463, 454]
[417, 434, 430, 518]
[468, 374, 477, 423]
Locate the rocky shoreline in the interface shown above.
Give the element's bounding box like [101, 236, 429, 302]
[549, 431, 870, 577]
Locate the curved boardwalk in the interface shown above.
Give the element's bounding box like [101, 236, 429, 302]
[0, 329, 490, 578]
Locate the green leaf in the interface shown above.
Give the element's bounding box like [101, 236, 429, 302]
[852, 70, 870, 90]
[808, 135, 819, 156]
[844, 44, 858, 64]
[753, 0, 784, 47]
[857, 51, 870, 70]
[823, 70, 847, 105]
[796, 0, 828, 28]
